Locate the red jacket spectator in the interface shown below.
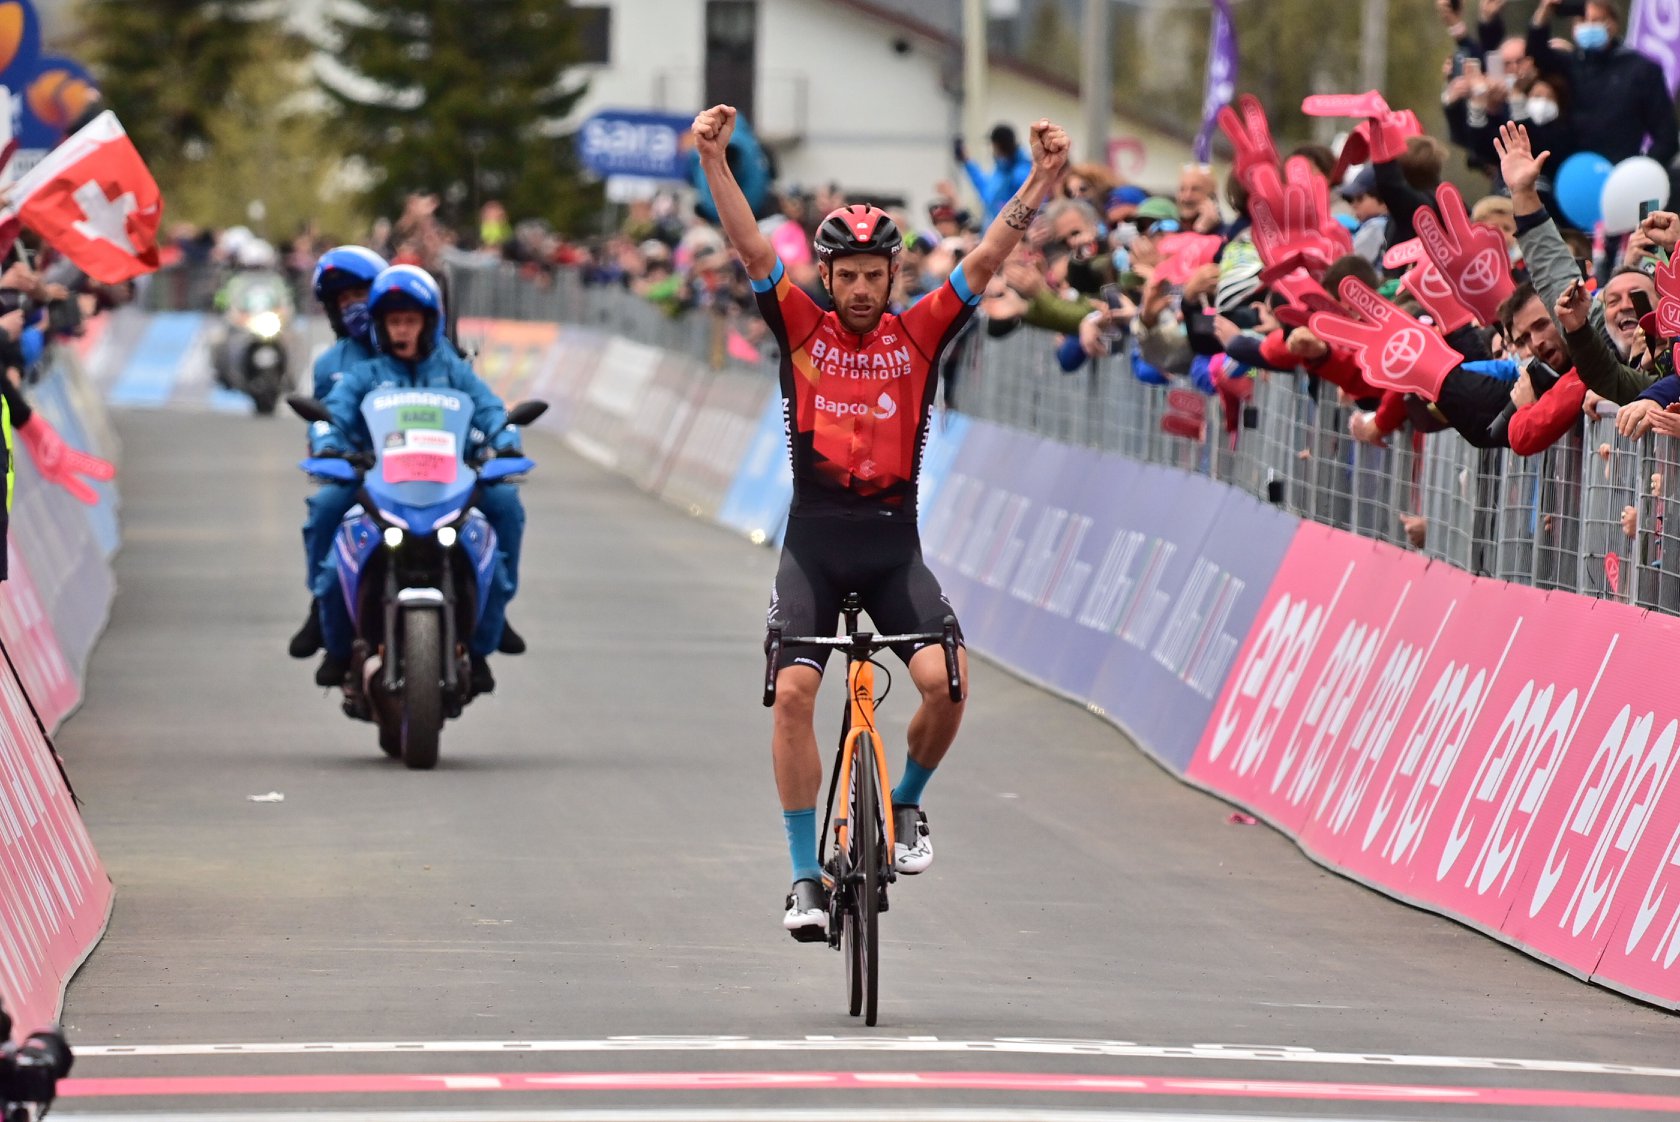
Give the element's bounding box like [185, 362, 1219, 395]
[1507, 370, 1586, 456]
[1257, 328, 1384, 399]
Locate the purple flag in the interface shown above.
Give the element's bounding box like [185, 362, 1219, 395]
[1193, 0, 1238, 164]
[1628, 0, 1680, 95]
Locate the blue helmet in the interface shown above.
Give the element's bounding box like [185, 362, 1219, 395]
[312, 246, 388, 340]
[368, 264, 446, 357]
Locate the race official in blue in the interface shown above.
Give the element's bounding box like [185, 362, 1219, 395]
[290, 246, 388, 661]
[308, 265, 527, 695]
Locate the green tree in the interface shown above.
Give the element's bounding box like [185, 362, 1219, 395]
[74, 0, 272, 188]
[165, 31, 365, 241]
[320, 0, 598, 234]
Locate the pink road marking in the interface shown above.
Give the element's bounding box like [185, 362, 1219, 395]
[56, 1070, 1680, 1111]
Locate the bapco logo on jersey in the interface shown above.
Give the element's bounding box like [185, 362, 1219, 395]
[816, 392, 898, 420]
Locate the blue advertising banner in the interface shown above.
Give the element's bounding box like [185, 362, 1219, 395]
[577, 110, 693, 181]
[717, 392, 792, 545]
[921, 420, 1297, 772]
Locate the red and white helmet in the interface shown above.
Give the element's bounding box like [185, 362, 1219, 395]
[813, 204, 902, 262]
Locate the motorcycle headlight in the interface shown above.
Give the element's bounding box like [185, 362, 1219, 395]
[437, 526, 457, 548]
[383, 526, 404, 549]
[249, 311, 283, 340]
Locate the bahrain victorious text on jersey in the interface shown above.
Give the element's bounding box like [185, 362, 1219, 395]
[752, 257, 979, 520]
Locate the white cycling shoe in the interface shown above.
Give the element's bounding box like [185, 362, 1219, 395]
[893, 805, 933, 875]
[783, 879, 828, 942]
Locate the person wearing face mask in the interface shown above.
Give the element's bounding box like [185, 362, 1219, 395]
[1527, 0, 1675, 167]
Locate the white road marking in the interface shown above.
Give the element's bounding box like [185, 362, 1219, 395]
[67, 1036, 1679, 1080]
[53, 1110, 1394, 1122]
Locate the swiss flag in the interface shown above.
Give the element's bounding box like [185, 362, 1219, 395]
[1, 111, 161, 284]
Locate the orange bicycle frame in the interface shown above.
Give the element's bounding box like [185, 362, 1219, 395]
[833, 656, 895, 859]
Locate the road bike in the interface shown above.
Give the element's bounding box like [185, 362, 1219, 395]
[763, 593, 962, 1026]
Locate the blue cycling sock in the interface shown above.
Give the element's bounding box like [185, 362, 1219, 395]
[784, 808, 821, 884]
[893, 757, 936, 809]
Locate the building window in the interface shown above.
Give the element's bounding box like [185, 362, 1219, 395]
[575, 5, 611, 65]
[704, 0, 756, 125]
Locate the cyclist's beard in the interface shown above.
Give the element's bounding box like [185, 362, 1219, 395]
[837, 292, 886, 335]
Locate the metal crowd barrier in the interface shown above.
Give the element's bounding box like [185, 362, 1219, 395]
[176, 254, 1680, 611]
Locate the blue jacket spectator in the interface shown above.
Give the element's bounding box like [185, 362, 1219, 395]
[962, 124, 1033, 226]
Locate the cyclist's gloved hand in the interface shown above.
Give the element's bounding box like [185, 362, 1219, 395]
[308, 420, 348, 457]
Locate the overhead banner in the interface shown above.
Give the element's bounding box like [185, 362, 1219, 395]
[1630, 0, 1680, 95]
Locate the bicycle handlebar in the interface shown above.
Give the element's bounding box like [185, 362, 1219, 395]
[762, 616, 962, 707]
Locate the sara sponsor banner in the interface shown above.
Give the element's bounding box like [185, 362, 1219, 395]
[921, 420, 1297, 771]
[1189, 521, 1680, 1007]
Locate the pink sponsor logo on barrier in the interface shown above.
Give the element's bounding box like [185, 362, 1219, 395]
[1189, 522, 1680, 1006]
[0, 639, 111, 1038]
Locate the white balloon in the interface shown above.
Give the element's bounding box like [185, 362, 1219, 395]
[1599, 156, 1671, 235]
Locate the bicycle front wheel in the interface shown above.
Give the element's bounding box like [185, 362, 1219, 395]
[843, 730, 882, 1025]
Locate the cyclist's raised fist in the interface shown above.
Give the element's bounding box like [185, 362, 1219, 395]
[1030, 119, 1069, 175]
[692, 105, 736, 159]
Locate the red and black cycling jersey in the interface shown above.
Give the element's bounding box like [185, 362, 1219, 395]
[752, 257, 979, 520]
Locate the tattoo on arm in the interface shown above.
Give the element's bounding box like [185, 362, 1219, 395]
[1001, 198, 1037, 232]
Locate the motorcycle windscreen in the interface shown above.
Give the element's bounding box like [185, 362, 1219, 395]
[360, 387, 476, 522]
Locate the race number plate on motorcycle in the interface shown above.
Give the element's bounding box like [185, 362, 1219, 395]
[382, 428, 459, 484]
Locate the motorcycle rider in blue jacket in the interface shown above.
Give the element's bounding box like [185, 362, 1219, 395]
[289, 246, 387, 661]
[309, 265, 527, 695]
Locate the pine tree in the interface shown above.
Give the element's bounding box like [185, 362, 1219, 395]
[320, 0, 598, 233]
[75, 0, 273, 182]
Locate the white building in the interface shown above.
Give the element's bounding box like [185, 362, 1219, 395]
[568, 0, 1208, 212]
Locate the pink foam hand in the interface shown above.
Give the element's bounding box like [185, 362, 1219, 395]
[1412, 182, 1514, 325]
[1653, 256, 1680, 338]
[1269, 270, 1344, 329]
[1284, 156, 1353, 261]
[1302, 91, 1393, 119]
[1383, 238, 1425, 270]
[1369, 108, 1423, 162]
[1401, 261, 1476, 335]
[1218, 93, 1280, 182]
[1309, 277, 1463, 400]
[15, 415, 115, 505]
[1152, 232, 1224, 285]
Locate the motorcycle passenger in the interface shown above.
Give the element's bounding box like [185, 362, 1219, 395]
[309, 265, 526, 696]
[289, 245, 388, 661]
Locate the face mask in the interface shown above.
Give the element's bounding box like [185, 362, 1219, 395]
[1526, 98, 1559, 126]
[1574, 23, 1610, 52]
[340, 300, 371, 340]
[1111, 246, 1131, 274]
[1115, 221, 1139, 247]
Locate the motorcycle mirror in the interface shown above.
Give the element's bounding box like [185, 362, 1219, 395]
[287, 394, 332, 425]
[505, 400, 549, 427]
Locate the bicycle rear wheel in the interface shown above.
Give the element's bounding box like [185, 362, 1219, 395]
[843, 731, 882, 1025]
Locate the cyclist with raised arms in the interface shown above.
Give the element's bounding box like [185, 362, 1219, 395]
[690, 104, 1069, 939]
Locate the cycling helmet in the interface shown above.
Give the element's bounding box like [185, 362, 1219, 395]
[813, 205, 902, 262]
[367, 264, 445, 357]
[312, 246, 389, 339]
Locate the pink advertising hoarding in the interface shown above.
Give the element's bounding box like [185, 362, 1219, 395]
[1189, 522, 1680, 1006]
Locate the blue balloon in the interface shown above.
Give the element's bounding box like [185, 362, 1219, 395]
[1555, 151, 1614, 230]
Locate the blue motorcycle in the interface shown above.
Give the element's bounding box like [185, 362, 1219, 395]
[288, 388, 544, 769]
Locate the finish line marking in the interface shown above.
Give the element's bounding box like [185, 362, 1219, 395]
[52, 1070, 1680, 1112]
[70, 1037, 1680, 1081]
[50, 1109, 1405, 1122]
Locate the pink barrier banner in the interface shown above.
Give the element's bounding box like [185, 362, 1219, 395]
[0, 638, 112, 1038]
[1189, 521, 1680, 1007]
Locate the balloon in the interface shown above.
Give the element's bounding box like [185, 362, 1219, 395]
[1554, 151, 1614, 230]
[1600, 155, 1671, 235]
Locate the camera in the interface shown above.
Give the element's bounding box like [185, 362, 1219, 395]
[0, 1002, 73, 1117]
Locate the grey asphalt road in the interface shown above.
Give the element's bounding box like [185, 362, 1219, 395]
[45, 408, 1680, 1120]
